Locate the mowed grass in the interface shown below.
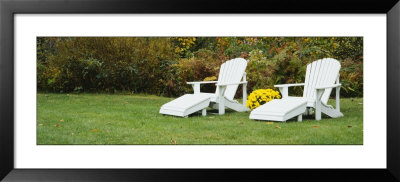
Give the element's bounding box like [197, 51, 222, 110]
[37, 93, 363, 145]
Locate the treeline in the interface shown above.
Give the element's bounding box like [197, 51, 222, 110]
[37, 37, 363, 97]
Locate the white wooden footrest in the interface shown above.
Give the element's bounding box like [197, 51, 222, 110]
[159, 94, 211, 117]
[249, 97, 307, 122]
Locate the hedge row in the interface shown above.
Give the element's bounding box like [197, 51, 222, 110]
[37, 37, 363, 97]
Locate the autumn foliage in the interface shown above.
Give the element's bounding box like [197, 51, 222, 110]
[37, 37, 363, 97]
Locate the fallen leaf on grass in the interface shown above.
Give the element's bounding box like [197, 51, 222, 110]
[313, 125, 319, 128]
[55, 124, 60, 128]
[266, 122, 274, 125]
[71, 133, 75, 135]
[358, 103, 363, 105]
[124, 102, 128, 104]
[347, 125, 352, 128]
[107, 122, 112, 124]
[171, 138, 177, 144]
[39, 124, 43, 126]
[209, 116, 215, 119]
[60, 119, 64, 122]
[131, 128, 135, 130]
[91, 129, 99, 132]
[275, 126, 281, 129]
[239, 122, 244, 124]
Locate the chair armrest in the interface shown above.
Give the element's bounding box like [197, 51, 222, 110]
[187, 81, 218, 94]
[274, 83, 305, 88]
[315, 84, 341, 90]
[274, 83, 304, 99]
[216, 81, 247, 86]
[315, 84, 341, 101]
[187, 81, 218, 85]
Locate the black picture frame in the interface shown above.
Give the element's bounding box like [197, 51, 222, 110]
[1, 0, 399, 181]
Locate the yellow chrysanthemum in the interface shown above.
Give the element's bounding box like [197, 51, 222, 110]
[246, 89, 281, 110]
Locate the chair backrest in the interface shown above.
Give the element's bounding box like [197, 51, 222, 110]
[303, 58, 341, 104]
[215, 58, 248, 100]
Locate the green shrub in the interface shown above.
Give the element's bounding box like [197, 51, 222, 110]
[39, 37, 177, 94]
[37, 37, 363, 97]
[162, 49, 221, 96]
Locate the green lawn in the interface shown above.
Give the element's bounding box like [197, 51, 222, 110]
[37, 93, 363, 145]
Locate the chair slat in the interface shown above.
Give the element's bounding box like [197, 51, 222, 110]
[303, 58, 341, 104]
[303, 63, 312, 98]
[215, 62, 227, 96]
[225, 59, 240, 99]
[318, 59, 334, 104]
[320, 58, 332, 87]
[321, 59, 341, 103]
[217, 58, 247, 100]
[317, 59, 330, 92]
[306, 61, 317, 99]
[310, 60, 322, 101]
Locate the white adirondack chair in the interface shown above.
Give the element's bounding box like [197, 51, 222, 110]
[160, 58, 250, 117]
[274, 58, 344, 120]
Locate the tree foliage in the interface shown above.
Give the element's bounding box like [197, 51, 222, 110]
[37, 37, 363, 97]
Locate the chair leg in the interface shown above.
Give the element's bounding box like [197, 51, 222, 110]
[315, 101, 321, 121]
[336, 87, 341, 112]
[219, 97, 225, 115]
[192, 83, 200, 94]
[202, 109, 206, 116]
[243, 83, 247, 108]
[297, 114, 302, 122]
[218, 85, 226, 115]
[278, 87, 288, 98]
[315, 89, 324, 121]
[304, 108, 311, 115]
